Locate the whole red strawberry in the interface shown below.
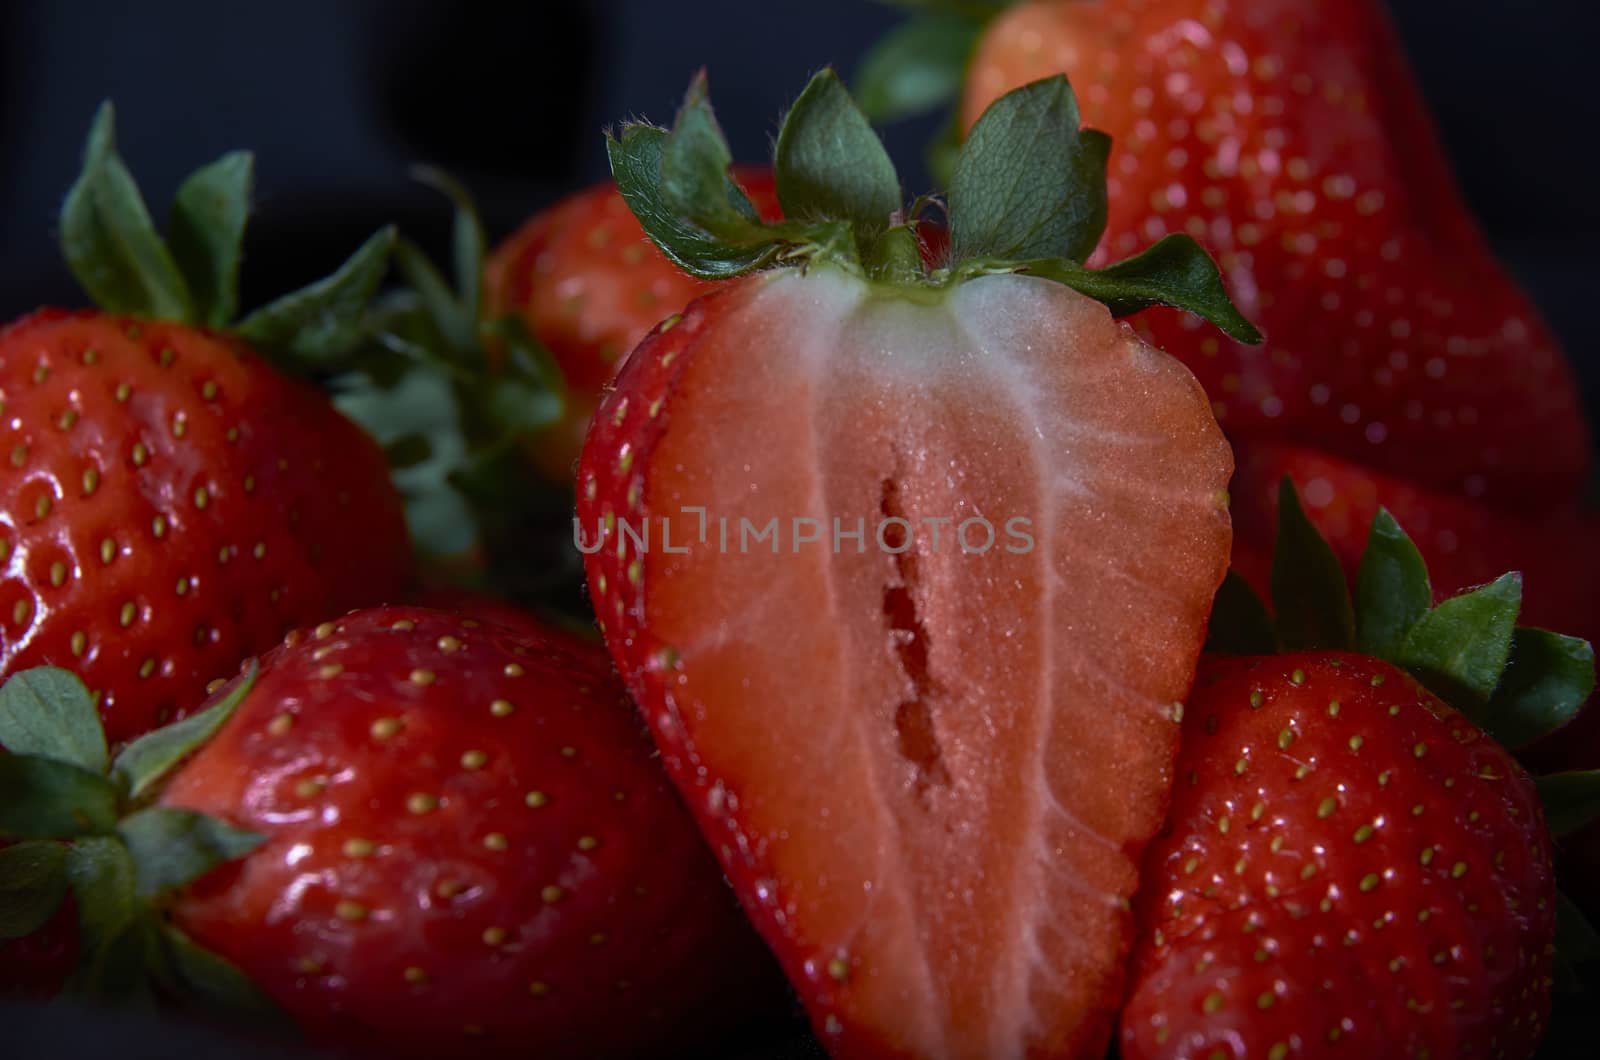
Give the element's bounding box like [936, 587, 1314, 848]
[0, 606, 781, 1058]
[961, 0, 1592, 508]
[1122, 485, 1595, 1058]
[581, 71, 1258, 1056]
[484, 167, 782, 480]
[0, 105, 411, 745]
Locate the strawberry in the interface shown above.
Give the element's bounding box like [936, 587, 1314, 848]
[0, 105, 411, 745]
[580, 70, 1259, 1056]
[1230, 443, 1600, 648]
[484, 167, 782, 481]
[960, 0, 1593, 507]
[1123, 484, 1599, 1058]
[0, 605, 782, 1058]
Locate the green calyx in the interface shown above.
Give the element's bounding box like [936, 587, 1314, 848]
[609, 69, 1262, 344]
[332, 171, 584, 609]
[1210, 479, 1596, 752]
[0, 664, 283, 1022]
[61, 102, 393, 371]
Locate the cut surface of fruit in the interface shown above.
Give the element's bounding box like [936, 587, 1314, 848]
[582, 264, 1233, 1057]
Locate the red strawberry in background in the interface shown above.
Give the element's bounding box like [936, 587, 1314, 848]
[1123, 485, 1598, 1058]
[484, 167, 783, 481]
[581, 70, 1260, 1056]
[0, 105, 411, 746]
[1230, 444, 1600, 648]
[961, 0, 1593, 508]
[0, 605, 783, 1058]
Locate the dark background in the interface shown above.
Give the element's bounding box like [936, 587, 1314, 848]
[2, 0, 1598, 433]
[1, 1, 1597, 1055]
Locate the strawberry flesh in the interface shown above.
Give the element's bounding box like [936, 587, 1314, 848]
[580, 266, 1233, 1057]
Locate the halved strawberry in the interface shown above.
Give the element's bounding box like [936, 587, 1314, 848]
[960, 0, 1593, 507]
[579, 71, 1259, 1055]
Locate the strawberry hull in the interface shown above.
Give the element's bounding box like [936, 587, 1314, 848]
[579, 266, 1234, 1058]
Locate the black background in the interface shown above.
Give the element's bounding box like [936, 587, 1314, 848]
[1, 1, 1597, 1056]
[2, 0, 1598, 434]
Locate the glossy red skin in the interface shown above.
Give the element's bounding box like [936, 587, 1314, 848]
[964, 0, 1593, 507]
[0, 310, 411, 745]
[158, 606, 779, 1060]
[484, 167, 782, 481]
[1123, 654, 1555, 1059]
[1230, 443, 1600, 648]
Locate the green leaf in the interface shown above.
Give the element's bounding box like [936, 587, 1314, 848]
[155, 924, 286, 1025]
[1205, 571, 1278, 655]
[118, 807, 263, 898]
[59, 102, 196, 321]
[1481, 629, 1595, 749]
[0, 755, 120, 839]
[1010, 236, 1263, 344]
[660, 72, 776, 244]
[855, 12, 982, 124]
[168, 151, 253, 327]
[776, 70, 902, 230]
[392, 236, 475, 356]
[0, 841, 69, 939]
[335, 364, 478, 559]
[479, 317, 566, 435]
[237, 226, 397, 363]
[1268, 478, 1355, 653]
[63, 836, 151, 1003]
[0, 667, 109, 773]
[949, 76, 1108, 264]
[1536, 771, 1600, 838]
[1354, 509, 1432, 658]
[1394, 573, 1522, 719]
[607, 123, 785, 280]
[412, 165, 486, 323]
[111, 662, 257, 800]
